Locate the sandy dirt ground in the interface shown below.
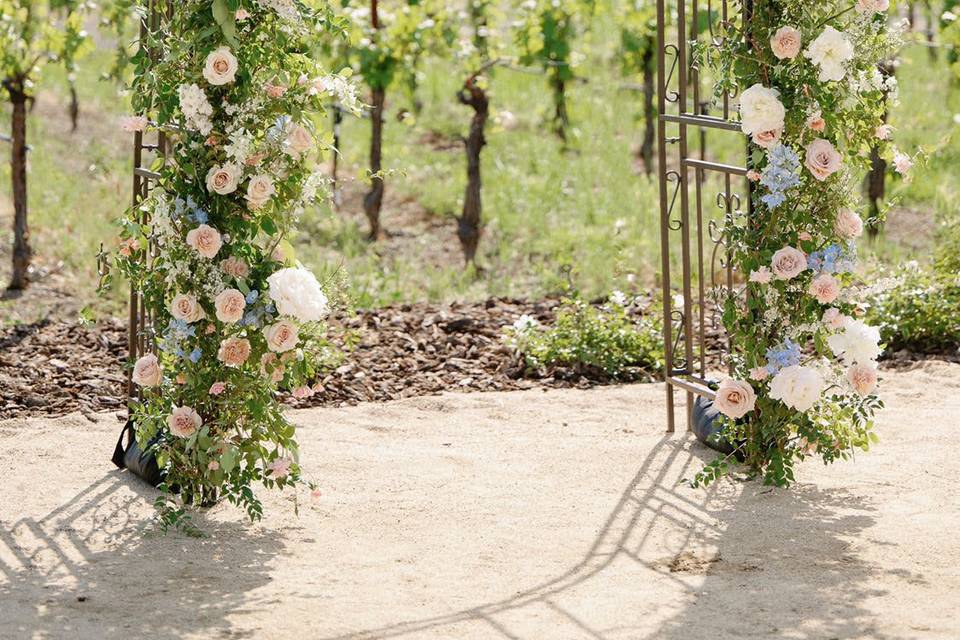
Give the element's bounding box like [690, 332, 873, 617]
[1, 361, 959, 640]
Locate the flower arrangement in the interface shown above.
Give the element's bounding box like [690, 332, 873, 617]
[108, 0, 360, 524]
[694, 0, 909, 486]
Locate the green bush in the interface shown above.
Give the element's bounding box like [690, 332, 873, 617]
[867, 265, 960, 355]
[505, 294, 663, 380]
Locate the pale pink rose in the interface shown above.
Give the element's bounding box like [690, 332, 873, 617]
[770, 26, 802, 60]
[856, 0, 889, 14]
[203, 46, 238, 86]
[120, 115, 148, 132]
[208, 460, 220, 471]
[808, 273, 841, 304]
[220, 256, 250, 279]
[751, 128, 782, 148]
[118, 238, 137, 257]
[186, 224, 223, 259]
[771, 246, 808, 280]
[235, 8, 250, 20]
[205, 323, 217, 335]
[132, 353, 162, 387]
[217, 337, 251, 367]
[822, 308, 846, 330]
[806, 113, 826, 132]
[205, 164, 240, 195]
[209, 381, 227, 395]
[749, 266, 773, 284]
[847, 362, 879, 395]
[285, 124, 313, 158]
[170, 293, 205, 323]
[749, 366, 769, 382]
[266, 457, 292, 479]
[310, 488, 322, 499]
[245, 152, 267, 167]
[798, 231, 813, 241]
[205, 135, 219, 147]
[805, 139, 842, 181]
[875, 124, 893, 140]
[167, 406, 202, 438]
[747, 170, 762, 182]
[264, 83, 287, 98]
[834, 208, 864, 240]
[714, 379, 757, 419]
[264, 319, 299, 353]
[292, 385, 314, 399]
[893, 151, 913, 176]
[245, 175, 275, 210]
[261, 352, 285, 383]
[214, 288, 246, 323]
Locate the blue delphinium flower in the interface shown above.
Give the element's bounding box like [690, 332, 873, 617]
[760, 144, 801, 210]
[808, 243, 856, 274]
[245, 289, 260, 304]
[189, 348, 202, 363]
[765, 338, 802, 375]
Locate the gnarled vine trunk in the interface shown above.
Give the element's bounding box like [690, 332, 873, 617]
[457, 78, 489, 264]
[363, 87, 385, 239]
[6, 79, 30, 291]
[551, 75, 568, 143]
[640, 45, 656, 176]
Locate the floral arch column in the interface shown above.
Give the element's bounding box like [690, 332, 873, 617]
[657, 0, 903, 486]
[112, 0, 360, 519]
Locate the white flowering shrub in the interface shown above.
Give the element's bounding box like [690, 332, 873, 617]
[695, 1, 906, 487]
[106, 0, 361, 525]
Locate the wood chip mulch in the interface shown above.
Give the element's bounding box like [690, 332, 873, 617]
[0, 297, 663, 421]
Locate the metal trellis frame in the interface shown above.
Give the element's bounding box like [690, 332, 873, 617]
[656, 0, 753, 433]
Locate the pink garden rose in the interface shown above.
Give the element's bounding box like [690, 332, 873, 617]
[170, 293, 205, 323]
[714, 379, 757, 419]
[235, 8, 249, 19]
[292, 385, 314, 399]
[747, 170, 761, 182]
[264, 83, 287, 98]
[202, 46, 238, 86]
[771, 246, 808, 280]
[750, 266, 773, 284]
[856, 0, 889, 13]
[266, 457, 293, 479]
[806, 112, 826, 132]
[752, 128, 782, 149]
[770, 26, 802, 60]
[167, 406, 202, 438]
[209, 381, 227, 395]
[893, 151, 914, 176]
[749, 366, 769, 382]
[822, 308, 846, 330]
[260, 352, 285, 383]
[205, 164, 240, 195]
[220, 256, 250, 279]
[834, 208, 864, 240]
[808, 273, 841, 304]
[218, 337, 251, 367]
[285, 124, 313, 158]
[186, 224, 223, 259]
[264, 319, 299, 353]
[245, 175, 275, 210]
[805, 139, 842, 181]
[875, 124, 893, 140]
[208, 460, 220, 471]
[214, 288, 246, 323]
[120, 115, 148, 132]
[847, 362, 879, 395]
[132, 353, 162, 387]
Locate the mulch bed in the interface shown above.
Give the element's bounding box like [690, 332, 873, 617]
[0, 298, 663, 421]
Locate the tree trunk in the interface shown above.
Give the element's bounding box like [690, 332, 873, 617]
[7, 81, 30, 290]
[552, 75, 568, 143]
[866, 146, 887, 239]
[458, 80, 489, 264]
[331, 105, 342, 209]
[640, 44, 656, 176]
[69, 83, 79, 132]
[363, 87, 385, 239]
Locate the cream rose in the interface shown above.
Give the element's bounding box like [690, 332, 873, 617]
[822, 308, 846, 330]
[285, 124, 313, 158]
[266, 267, 329, 322]
[714, 379, 756, 419]
[214, 289, 246, 323]
[245, 174, 276, 210]
[771, 246, 807, 280]
[218, 337, 252, 367]
[264, 319, 299, 353]
[167, 406, 202, 438]
[834, 208, 864, 240]
[220, 256, 250, 279]
[203, 46, 238, 86]
[805, 139, 842, 181]
[770, 26, 802, 60]
[132, 353, 162, 387]
[186, 224, 223, 259]
[847, 362, 879, 395]
[205, 164, 240, 195]
[856, 0, 889, 14]
[739, 84, 786, 137]
[808, 274, 841, 304]
[769, 365, 825, 412]
[804, 26, 854, 82]
[170, 293, 205, 323]
[827, 318, 882, 365]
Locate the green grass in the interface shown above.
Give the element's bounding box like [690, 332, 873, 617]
[0, 26, 956, 324]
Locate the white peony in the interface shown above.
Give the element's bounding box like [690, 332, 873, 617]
[769, 365, 825, 412]
[739, 84, 786, 136]
[266, 267, 329, 322]
[804, 27, 854, 83]
[827, 317, 882, 365]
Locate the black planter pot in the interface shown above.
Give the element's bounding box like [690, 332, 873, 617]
[691, 395, 739, 456]
[111, 420, 164, 487]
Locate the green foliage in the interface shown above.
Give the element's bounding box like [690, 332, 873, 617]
[505, 294, 663, 379]
[0, 0, 90, 86]
[867, 264, 960, 354]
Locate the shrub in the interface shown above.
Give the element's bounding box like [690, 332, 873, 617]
[505, 294, 663, 380]
[867, 265, 960, 355]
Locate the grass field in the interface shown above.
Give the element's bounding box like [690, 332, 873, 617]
[0, 26, 956, 325]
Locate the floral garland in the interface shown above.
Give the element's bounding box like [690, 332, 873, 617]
[696, 0, 910, 486]
[111, 0, 360, 521]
